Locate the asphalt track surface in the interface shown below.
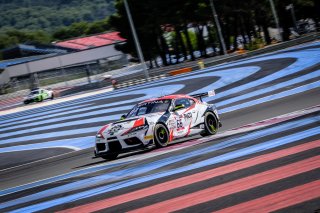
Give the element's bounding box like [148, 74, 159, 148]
[0, 41, 319, 212]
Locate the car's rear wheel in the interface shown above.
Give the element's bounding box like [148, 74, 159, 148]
[200, 112, 218, 137]
[51, 93, 54, 100]
[154, 123, 169, 148]
[101, 153, 118, 160]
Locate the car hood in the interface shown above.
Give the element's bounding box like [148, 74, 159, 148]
[99, 112, 165, 138]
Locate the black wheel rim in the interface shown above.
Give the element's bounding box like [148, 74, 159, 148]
[156, 126, 168, 145]
[207, 114, 217, 134]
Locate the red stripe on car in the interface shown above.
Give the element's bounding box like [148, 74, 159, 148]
[133, 118, 145, 127]
[98, 124, 109, 135]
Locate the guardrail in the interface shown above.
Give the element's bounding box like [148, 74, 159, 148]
[168, 67, 193, 76]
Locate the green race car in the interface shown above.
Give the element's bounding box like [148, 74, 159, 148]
[23, 88, 54, 104]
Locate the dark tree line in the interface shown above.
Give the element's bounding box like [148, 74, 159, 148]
[0, 0, 115, 32]
[0, 0, 319, 64]
[109, 0, 319, 66]
[0, 18, 111, 55]
[0, 0, 114, 55]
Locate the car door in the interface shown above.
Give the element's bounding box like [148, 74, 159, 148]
[171, 98, 194, 137]
[42, 89, 49, 99]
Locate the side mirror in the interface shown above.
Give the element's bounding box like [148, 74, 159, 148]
[120, 114, 127, 120]
[174, 104, 185, 111]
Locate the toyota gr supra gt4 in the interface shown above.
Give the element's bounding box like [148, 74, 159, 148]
[94, 90, 221, 160]
[23, 88, 54, 104]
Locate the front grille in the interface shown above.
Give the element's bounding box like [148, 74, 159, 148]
[96, 143, 106, 152]
[124, 137, 143, 146]
[107, 137, 117, 141]
[108, 141, 122, 152]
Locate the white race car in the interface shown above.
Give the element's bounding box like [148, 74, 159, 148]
[23, 88, 54, 104]
[94, 90, 221, 160]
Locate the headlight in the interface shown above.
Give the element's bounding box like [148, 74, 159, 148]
[96, 133, 104, 139]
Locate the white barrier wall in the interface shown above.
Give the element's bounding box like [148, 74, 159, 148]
[0, 43, 124, 85]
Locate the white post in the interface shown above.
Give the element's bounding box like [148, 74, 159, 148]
[269, 0, 283, 41]
[123, 0, 149, 80]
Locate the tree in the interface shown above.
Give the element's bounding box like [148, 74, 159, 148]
[0, 0, 115, 33]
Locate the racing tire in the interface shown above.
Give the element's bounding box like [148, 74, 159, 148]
[200, 112, 218, 137]
[101, 153, 118, 160]
[154, 123, 170, 148]
[51, 94, 54, 100]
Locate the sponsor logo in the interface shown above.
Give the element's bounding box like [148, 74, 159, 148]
[184, 112, 192, 119]
[139, 99, 170, 106]
[107, 124, 123, 135]
[177, 119, 183, 129]
[144, 135, 153, 140]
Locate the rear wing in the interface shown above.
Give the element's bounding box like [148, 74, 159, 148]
[190, 90, 215, 101]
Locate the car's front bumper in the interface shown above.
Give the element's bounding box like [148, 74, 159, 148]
[24, 98, 35, 104]
[23, 96, 41, 104]
[95, 131, 153, 156]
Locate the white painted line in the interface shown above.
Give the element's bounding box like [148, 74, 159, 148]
[0, 87, 114, 116]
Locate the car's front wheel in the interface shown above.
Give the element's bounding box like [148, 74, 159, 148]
[200, 112, 219, 137]
[154, 123, 169, 148]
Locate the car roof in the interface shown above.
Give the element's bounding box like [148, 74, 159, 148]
[139, 94, 194, 104]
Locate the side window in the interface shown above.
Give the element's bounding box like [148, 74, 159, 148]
[175, 98, 190, 109]
[137, 107, 147, 116]
[127, 105, 138, 118]
[184, 99, 191, 108]
[189, 99, 195, 106]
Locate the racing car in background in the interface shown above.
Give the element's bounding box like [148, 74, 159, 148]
[95, 90, 221, 160]
[23, 88, 54, 104]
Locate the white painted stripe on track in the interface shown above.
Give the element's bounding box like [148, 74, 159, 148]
[0, 87, 114, 117]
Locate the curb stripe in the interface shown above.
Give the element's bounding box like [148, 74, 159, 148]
[129, 156, 320, 213]
[59, 140, 320, 213]
[213, 180, 320, 213]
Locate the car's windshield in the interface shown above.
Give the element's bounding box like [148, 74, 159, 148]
[127, 99, 171, 118]
[30, 91, 39, 95]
